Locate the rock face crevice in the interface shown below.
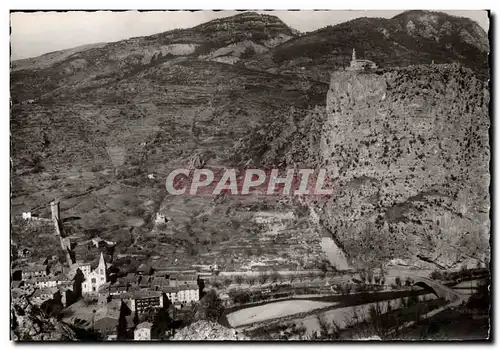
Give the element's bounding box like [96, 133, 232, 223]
[318, 64, 490, 268]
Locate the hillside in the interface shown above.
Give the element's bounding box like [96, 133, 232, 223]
[10, 11, 490, 272]
[10, 12, 296, 102]
[242, 10, 489, 81]
[10, 13, 329, 272]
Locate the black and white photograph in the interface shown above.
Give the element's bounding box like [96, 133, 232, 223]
[9, 9, 491, 341]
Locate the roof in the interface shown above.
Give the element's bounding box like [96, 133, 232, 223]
[173, 273, 197, 281]
[94, 316, 119, 332]
[11, 281, 24, 288]
[353, 59, 376, 63]
[57, 283, 73, 292]
[136, 322, 153, 330]
[125, 272, 138, 280]
[34, 276, 57, 283]
[162, 284, 198, 293]
[131, 290, 162, 299]
[33, 287, 58, 297]
[24, 264, 46, 272]
[162, 286, 179, 293]
[137, 264, 151, 273]
[151, 277, 168, 285]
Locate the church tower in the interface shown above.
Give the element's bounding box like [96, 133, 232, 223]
[97, 252, 107, 281]
[352, 48, 356, 62]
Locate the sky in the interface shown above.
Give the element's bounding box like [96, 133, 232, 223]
[10, 10, 490, 60]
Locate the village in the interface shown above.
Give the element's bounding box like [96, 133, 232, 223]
[11, 200, 203, 340]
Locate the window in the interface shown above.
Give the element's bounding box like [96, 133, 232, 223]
[100, 269, 104, 275]
[101, 277, 104, 281]
[92, 286, 96, 292]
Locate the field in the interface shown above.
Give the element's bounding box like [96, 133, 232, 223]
[227, 300, 336, 327]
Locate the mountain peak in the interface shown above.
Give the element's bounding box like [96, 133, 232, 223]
[392, 10, 489, 53]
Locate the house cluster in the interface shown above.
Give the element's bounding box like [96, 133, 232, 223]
[97, 263, 200, 312]
[12, 200, 203, 340]
[74, 261, 199, 339]
[12, 255, 78, 307]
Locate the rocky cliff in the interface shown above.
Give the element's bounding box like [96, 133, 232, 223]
[172, 321, 248, 340]
[11, 295, 77, 341]
[315, 63, 490, 269]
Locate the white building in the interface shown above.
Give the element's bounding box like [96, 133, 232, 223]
[134, 322, 153, 341]
[164, 284, 199, 306]
[155, 213, 167, 224]
[81, 253, 107, 295]
[34, 276, 62, 288]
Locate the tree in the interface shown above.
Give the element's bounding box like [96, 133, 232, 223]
[235, 275, 244, 286]
[344, 283, 352, 295]
[133, 311, 139, 327]
[223, 278, 232, 288]
[405, 277, 414, 287]
[92, 309, 96, 331]
[319, 260, 330, 274]
[270, 271, 281, 285]
[259, 273, 269, 285]
[240, 46, 256, 59]
[430, 269, 443, 280]
[367, 270, 374, 284]
[116, 302, 129, 340]
[151, 307, 172, 340]
[195, 290, 224, 322]
[359, 270, 367, 283]
[395, 277, 402, 288]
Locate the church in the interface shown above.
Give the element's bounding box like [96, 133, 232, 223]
[346, 48, 378, 71]
[81, 252, 107, 295]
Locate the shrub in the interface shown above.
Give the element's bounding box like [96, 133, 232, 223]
[240, 46, 256, 59]
[395, 277, 402, 288]
[429, 269, 443, 280]
[235, 275, 244, 286]
[405, 277, 414, 287]
[83, 298, 98, 307]
[259, 273, 269, 285]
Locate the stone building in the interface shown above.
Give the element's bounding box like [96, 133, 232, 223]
[155, 213, 167, 224]
[81, 253, 107, 295]
[346, 48, 377, 71]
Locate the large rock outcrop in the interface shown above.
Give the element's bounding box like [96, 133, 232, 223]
[11, 295, 77, 341]
[172, 321, 247, 341]
[318, 64, 490, 269]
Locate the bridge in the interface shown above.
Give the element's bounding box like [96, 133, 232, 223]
[386, 276, 469, 336]
[412, 276, 466, 305]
